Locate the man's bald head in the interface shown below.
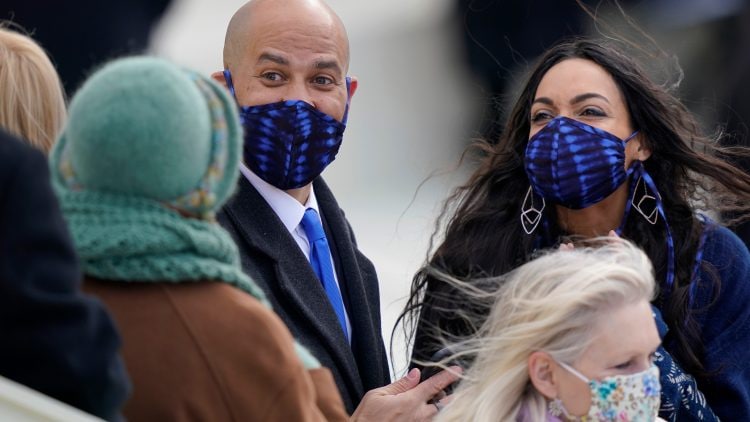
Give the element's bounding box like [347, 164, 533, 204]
[222, 0, 350, 71]
[212, 0, 357, 124]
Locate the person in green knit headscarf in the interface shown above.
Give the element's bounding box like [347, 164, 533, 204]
[50, 56, 457, 422]
[49, 56, 343, 421]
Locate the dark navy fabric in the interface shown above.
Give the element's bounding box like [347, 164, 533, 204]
[525, 116, 634, 209]
[217, 176, 391, 413]
[0, 131, 130, 420]
[649, 222, 750, 420]
[688, 224, 750, 419]
[223, 69, 348, 190]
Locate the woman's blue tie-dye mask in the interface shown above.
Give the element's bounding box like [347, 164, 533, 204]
[223, 69, 350, 190]
[525, 117, 681, 302]
[524, 116, 638, 209]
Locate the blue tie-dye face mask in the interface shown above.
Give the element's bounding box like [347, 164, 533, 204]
[223, 69, 350, 190]
[524, 116, 638, 209]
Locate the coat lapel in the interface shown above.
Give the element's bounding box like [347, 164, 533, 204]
[314, 179, 387, 390]
[222, 177, 364, 398]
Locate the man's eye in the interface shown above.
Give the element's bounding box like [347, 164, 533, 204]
[260, 72, 284, 81]
[312, 76, 334, 86]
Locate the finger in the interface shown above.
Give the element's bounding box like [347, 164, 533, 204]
[411, 366, 462, 402]
[415, 401, 440, 422]
[437, 393, 455, 406]
[377, 368, 421, 395]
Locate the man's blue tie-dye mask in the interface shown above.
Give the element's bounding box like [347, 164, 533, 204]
[223, 69, 350, 190]
[524, 116, 638, 209]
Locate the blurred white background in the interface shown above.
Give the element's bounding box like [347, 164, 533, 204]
[150, 0, 482, 376]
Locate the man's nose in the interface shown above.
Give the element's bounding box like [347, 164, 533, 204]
[282, 82, 316, 108]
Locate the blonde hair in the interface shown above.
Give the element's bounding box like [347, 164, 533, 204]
[434, 237, 656, 422]
[0, 23, 66, 153]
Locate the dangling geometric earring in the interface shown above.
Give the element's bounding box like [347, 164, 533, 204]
[521, 186, 545, 234]
[631, 176, 658, 225]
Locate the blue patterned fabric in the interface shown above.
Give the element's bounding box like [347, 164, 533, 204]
[619, 161, 677, 298]
[525, 116, 637, 210]
[652, 306, 719, 421]
[223, 69, 349, 190]
[524, 116, 676, 300]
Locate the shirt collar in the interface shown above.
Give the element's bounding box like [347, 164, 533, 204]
[239, 163, 319, 233]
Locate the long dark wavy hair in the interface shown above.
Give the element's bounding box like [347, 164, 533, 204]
[395, 38, 750, 378]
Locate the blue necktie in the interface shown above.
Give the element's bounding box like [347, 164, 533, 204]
[300, 208, 349, 341]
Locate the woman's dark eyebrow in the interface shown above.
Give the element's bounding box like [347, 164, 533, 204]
[532, 97, 553, 106]
[571, 92, 609, 104]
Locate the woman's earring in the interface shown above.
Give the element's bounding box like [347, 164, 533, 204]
[521, 186, 545, 234]
[549, 398, 579, 420]
[548, 398, 565, 417]
[632, 176, 658, 225]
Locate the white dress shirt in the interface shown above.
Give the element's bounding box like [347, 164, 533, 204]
[239, 163, 352, 341]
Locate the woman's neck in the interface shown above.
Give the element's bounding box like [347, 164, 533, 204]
[555, 182, 629, 237]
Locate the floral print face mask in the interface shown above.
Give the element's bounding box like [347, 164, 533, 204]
[550, 361, 661, 421]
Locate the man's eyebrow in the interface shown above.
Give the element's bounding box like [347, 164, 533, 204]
[314, 60, 342, 75]
[257, 53, 288, 65]
[571, 92, 610, 104]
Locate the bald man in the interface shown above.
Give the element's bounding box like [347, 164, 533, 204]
[213, 0, 390, 413]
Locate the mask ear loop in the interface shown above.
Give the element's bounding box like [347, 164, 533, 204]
[556, 360, 590, 384]
[615, 131, 640, 236]
[625, 161, 676, 299]
[222, 69, 237, 99]
[341, 76, 352, 125]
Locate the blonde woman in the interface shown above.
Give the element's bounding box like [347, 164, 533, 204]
[434, 238, 666, 421]
[0, 23, 66, 153]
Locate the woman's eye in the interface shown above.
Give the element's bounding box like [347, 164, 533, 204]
[581, 107, 605, 117]
[613, 360, 632, 370]
[531, 111, 554, 122]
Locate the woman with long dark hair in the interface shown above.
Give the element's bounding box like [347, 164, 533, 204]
[398, 38, 750, 420]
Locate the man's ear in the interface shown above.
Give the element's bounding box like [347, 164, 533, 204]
[347, 76, 358, 100]
[211, 71, 228, 88]
[528, 351, 559, 399]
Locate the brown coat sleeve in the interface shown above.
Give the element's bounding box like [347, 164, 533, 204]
[84, 279, 349, 421]
[308, 368, 350, 422]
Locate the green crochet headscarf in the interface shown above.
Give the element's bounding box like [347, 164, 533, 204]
[50, 56, 319, 369]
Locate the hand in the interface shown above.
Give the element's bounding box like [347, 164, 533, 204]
[350, 367, 461, 422]
[559, 242, 574, 251]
